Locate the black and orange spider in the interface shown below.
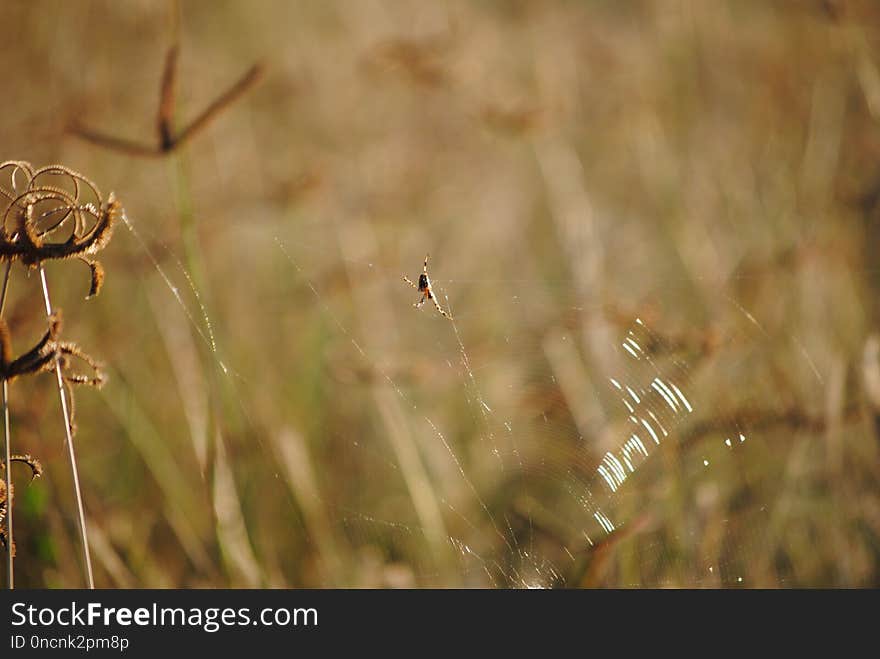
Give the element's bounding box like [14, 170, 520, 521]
[403, 253, 452, 319]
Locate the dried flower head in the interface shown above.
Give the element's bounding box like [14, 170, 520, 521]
[0, 454, 43, 556]
[0, 161, 118, 298]
[0, 311, 105, 439]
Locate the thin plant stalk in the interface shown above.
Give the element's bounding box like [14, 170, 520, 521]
[2, 379, 11, 589]
[1, 261, 13, 588]
[38, 264, 94, 589]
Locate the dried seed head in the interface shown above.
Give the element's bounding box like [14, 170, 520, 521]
[82, 258, 105, 299]
[0, 162, 119, 298]
[55, 341, 106, 389]
[1, 454, 43, 556]
[0, 312, 60, 382]
[0, 310, 103, 388]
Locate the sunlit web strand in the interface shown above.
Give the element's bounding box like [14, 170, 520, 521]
[120, 210, 224, 371]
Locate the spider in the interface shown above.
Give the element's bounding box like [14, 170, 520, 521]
[403, 253, 452, 319]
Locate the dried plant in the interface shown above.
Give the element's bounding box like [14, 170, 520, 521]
[0, 160, 118, 589]
[0, 161, 117, 297]
[69, 44, 264, 158]
[0, 313, 103, 385]
[0, 454, 43, 556]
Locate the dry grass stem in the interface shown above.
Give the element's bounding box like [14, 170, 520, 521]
[38, 265, 95, 589]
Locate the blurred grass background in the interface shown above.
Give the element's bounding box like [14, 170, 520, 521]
[2, 0, 880, 587]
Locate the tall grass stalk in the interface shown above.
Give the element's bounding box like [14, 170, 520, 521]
[38, 264, 94, 589]
[2, 261, 13, 588]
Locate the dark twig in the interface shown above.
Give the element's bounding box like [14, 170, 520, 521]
[173, 63, 264, 150]
[158, 45, 180, 151]
[69, 44, 264, 158]
[65, 126, 163, 159]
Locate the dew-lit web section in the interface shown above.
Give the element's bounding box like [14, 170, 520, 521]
[589, 319, 697, 536]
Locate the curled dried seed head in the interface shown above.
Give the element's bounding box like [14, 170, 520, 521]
[0, 307, 104, 396]
[81, 258, 105, 299]
[0, 312, 62, 382]
[0, 162, 118, 297]
[0, 453, 42, 555]
[55, 342, 106, 389]
[0, 454, 43, 480]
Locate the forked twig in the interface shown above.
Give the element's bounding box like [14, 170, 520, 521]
[69, 43, 264, 158]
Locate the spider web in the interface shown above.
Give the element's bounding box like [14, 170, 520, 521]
[69, 174, 857, 591]
[252, 221, 827, 588]
[76, 175, 862, 590]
